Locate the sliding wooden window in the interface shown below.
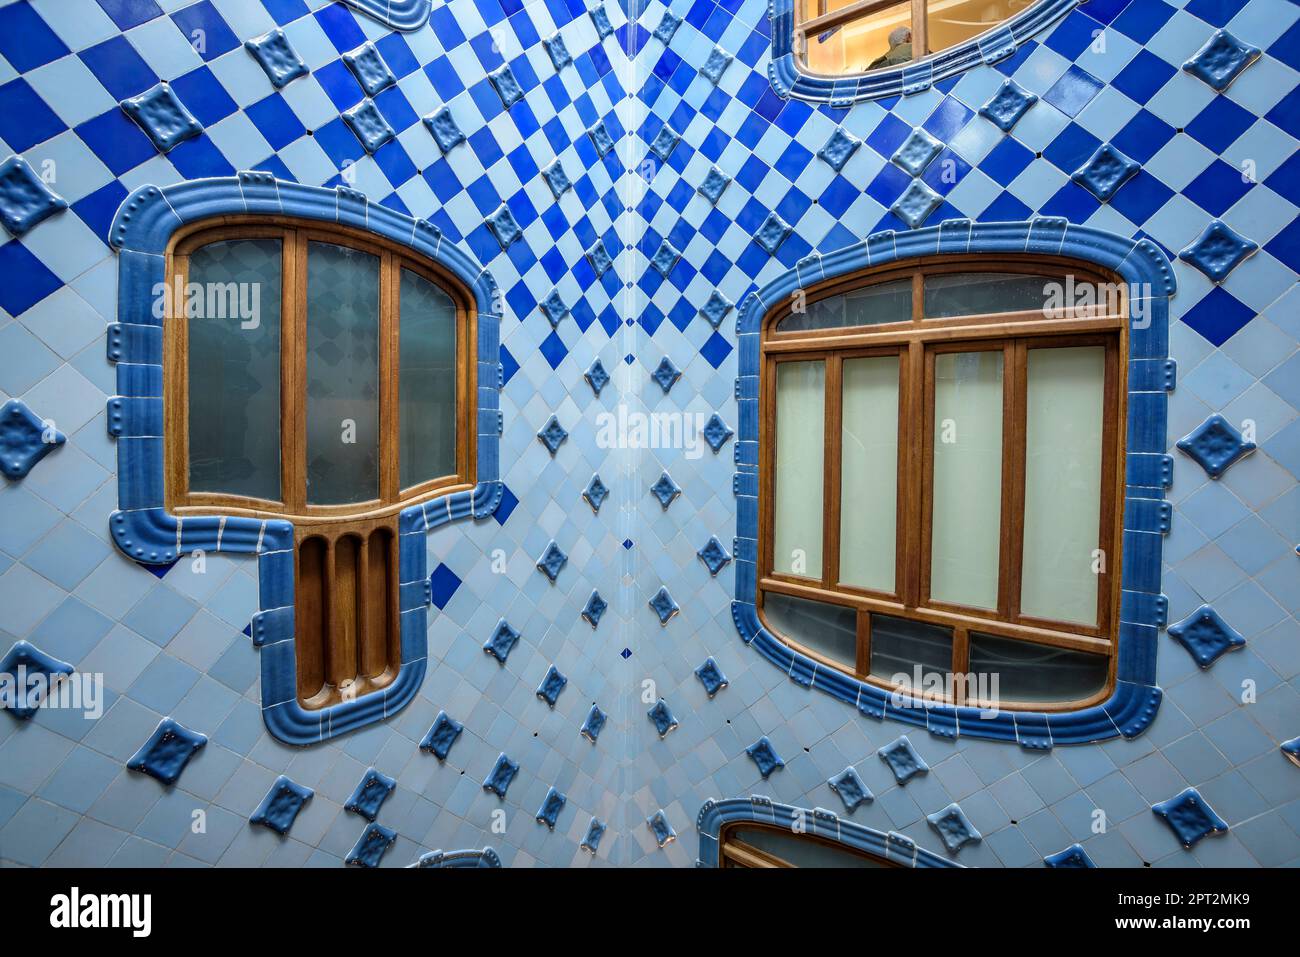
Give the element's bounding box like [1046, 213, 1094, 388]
[758, 257, 1126, 711]
[719, 823, 897, 868]
[795, 0, 1029, 76]
[164, 218, 476, 709]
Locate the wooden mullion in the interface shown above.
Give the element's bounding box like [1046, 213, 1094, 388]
[283, 229, 307, 514]
[856, 608, 872, 679]
[824, 355, 842, 590]
[379, 252, 399, 504]
[165, 251, 190, 507]
[911, 0, 928, 55]
[1000, 339, 1027, 622]
[1097, 336, 1122, 637]
[952, 626, 969, 706]
[901, 340, 924, 609]
[916, 342, 936, 608]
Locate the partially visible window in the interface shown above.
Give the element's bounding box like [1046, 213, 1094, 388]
[795, 0, 1032, 75]
[759, 259, 1122, 710]
[169, 221, 474, 710]
[721, 823, 895, 867]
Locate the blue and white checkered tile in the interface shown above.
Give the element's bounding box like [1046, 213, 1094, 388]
[0, 0, 1296, 869]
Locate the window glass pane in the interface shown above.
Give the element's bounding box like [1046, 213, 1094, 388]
[930, 350, 1002, 609]
[923, 272, 1060, 319]
[1021, 346, 1105, 625]
[840, 356, 899, 592]
[773, 361, 825, 578]
[762, 592, 856, 670]
[399, 269, 458, 489]
[800, 1, 913, 74]
[187, 238, 282, 501]
[306, 241, 380, 505]
[729, 827, 889, 867]
[868, 614, 953, 687]
[968, 632, 1109, 704]
[777, 278, 911, 332]
[928, 0, 1027, 54]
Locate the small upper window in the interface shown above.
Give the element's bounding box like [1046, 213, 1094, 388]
[796, 0, 1029, 75]
[168, 220, 474, 709]
[759, 258, 1125, 711]
[720, 823, 895, 867]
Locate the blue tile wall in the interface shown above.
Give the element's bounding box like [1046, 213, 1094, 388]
[0, 0, 1295, 870]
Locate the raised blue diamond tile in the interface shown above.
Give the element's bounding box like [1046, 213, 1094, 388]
[649, 123, 680, 161]
[1183, 29, 1261, 92]
[126, 717, 207, 785]
[582, 474, 609, 512]
[651, 355, 681, 393]
[818, 128, 861, 172]
[0, 399, 65, 479]
[647, 809, 676, 847]
[540, 289, 568, 326]
[702, 413, 733, 453]
[585, 357, 610, 395]
[483, 619, 520, 664]
[647, 698, 678, 737]
[344, 767, 396, 821]
[979, 78, 1038, 133]
[343, 99, 395, 154]
[891, 179, 942, 229]
[648, 586, 679, 624]
[0, 640, 73, 719]
[542, 159, 571, 197]
[1176, 413, 1255, 478]
[481, 753, 519, 798]
[489, 64, 523, 108]
[879, 735, 929, 784]
[1167, 604, 1246, 669]
[535, 786, 566, 829]
[650, 470, 681, 509]
[536, 541, 567, 582]
[891, 127, 943, 176]
[651, 238, 680, 276]
[694, 657, 728, 697]
[423, 107, 465, 153]
[588, 121, 614, 156]
[1178, 219, 1258, 283]
[1282, 737, 1299, 768]
[590, 5, 613, 38]
[828, 766, 873, 812]
[0, 156, 67, 237]
[537, 415, 568, 455]
[581, 590, 608, 629]
[536, 664, 568, 708]
[581, 817, 606, 851]
[755, 212, 792, 253]
[653, 10, 681, 43]
[698, 166, 731, 205]
[701, 47, 732, 85]
[250, 775, 313, 835]
[700, 290, 733, 327]
[245, 28, 307, 89]
[487, 203, 522, 249]
[344, 42, 395, 97]
[1071, 144, 1139, 202]
[927, 802, 981, 853]
[746, 736, 785, 778]
[543, 33, 571, 71]
[587, 239, 612, 275]
[1152, 787, 1229, 848]
[120, 82, 203, 153]
[1044, 843, 1097, 867]
[697, 536, 731, 575]
[346, 823, 396, 867]
[580, 703, 607, 742]
[419, 710, 463, 761]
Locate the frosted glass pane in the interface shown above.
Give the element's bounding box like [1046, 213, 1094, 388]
[777, 278, 911, 332]
[923, 273, 1060, 319]
[868, 614, 953, 686]
[762, 592, 856, 669]
[839, 356, 899, 592]
[930, 350, 1002, 609]
[399, 270, 457, 489]
[773, 361, 824, 578]
[187, 238, 282, 501]
[305, 242, 380, 505]
[1021, 346, 1105, 625]
[969, 632, 1109, 704]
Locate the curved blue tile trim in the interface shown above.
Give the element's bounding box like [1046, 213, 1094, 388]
[732, 218, 1174, 746]
[412, 846, 502, 868]
[696, 797, 960, 868]
[768, 0, 1079, 105]
[338, 0, 432, 32]
[107, 174, 502, 747]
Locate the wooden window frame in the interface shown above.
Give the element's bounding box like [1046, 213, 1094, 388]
[757, 255, 1127, 713]
[719, 822, 898, 868]
[164, 216, 478, 525]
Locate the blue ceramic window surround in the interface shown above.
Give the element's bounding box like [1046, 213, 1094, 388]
[733, 218, 1174, 747]
[697, 797, 960, 868]
[769, 0, 1081, 104]
[106, 174, 503, 747]
[337, 0, 432, 32]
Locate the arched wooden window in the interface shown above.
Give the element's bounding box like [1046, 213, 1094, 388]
[720, 823, 897, 867]
[759, 257, 1124, 711]
[796, 0, 1034, 75]
[165, 218, 475, 710]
